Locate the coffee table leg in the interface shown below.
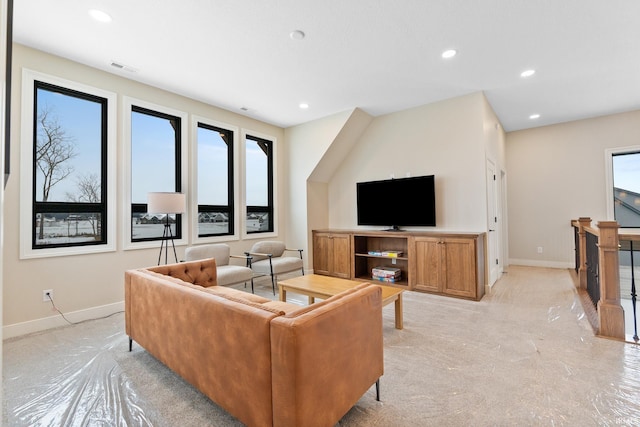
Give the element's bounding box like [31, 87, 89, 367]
[279, 286, 286, 302]
[308, 296, 315, 305]
[395, 294, 403, 329]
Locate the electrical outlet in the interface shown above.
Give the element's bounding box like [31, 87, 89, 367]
[43, 289, 53, 302]
[537, 247, 543, 254]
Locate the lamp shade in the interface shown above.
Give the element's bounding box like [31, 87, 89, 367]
[147, 192, 186, 214]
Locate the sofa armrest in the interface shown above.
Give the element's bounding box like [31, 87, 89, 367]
[270, 284, 383, 427]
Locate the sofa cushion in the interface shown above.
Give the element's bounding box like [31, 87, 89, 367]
[202, 285, 271, 304]
[262, 300, 302, 314]
[208, 292, 286, 316]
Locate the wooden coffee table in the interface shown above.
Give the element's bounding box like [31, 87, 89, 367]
[278, 274, 405, 329]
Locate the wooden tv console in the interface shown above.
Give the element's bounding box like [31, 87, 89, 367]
[312, 229, 486, 301]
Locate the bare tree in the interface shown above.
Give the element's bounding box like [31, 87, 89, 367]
[66, 173, 101, 237]
[36, 105, 77, 239]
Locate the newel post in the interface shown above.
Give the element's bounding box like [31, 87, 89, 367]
[577, 217, 591, 290]
[596, 221, 625, 340]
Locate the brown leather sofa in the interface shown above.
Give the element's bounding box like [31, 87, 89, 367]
[124, 258, 383, 427]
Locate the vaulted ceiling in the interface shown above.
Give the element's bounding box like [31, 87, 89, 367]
[13, 0, 640, 131]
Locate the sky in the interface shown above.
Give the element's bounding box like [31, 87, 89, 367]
[612, 152, 640, 194]
[36, 87, 268, 206]
[35, 88, 101, 202]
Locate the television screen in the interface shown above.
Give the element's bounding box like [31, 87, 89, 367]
[357, 175, 435, 230]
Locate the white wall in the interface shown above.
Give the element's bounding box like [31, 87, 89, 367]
[285, 108, 372, 265]
[329, 92, 490, 232]
[506, 110, 640, 267]
[3, 45, 285, 337]
[284, 109, 357, 263]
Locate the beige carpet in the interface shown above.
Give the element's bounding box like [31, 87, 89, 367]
[4, 266, 640, 426]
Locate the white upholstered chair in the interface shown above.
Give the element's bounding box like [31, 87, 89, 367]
[184, 243, 256, 291]
[245, 241, 304, 294]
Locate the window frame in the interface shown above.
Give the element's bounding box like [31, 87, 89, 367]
[241, 129, 277, 239]
[191, 115, 239, 243]
[19, 69, 116, 259]
[122, 96, 188, 250]
[605, 145, 640, 228]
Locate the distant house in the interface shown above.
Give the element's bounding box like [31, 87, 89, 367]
[614, 187, 640, 227]
[198, 212, 229, 223]
[246, 213, 269, 231]
[139, 213, 176, 224]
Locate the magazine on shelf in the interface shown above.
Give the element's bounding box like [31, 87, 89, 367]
[381, 251, 403, 257]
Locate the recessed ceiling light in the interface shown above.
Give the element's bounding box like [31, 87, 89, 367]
[529, 113, 540, 119]
[441, 49, 457, 59]
[89, 9, 112, 23]
[290, 30, 305, 41]
[521, 69, 536, 78]
[299, 103, 309, 109]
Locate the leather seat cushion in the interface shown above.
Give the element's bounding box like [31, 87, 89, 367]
[262, 300, 302, 314]
[203, 285, 271, 304]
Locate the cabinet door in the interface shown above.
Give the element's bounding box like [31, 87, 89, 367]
[413, 237, 442, 292]
[442, 238, 477, 298]
[330, 233, 351, 279]
[312, 233, 331, 276]
[313, 232, 351, 278]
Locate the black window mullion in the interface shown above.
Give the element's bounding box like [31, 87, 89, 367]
[32, 81, 108, 249]
[196, 123, 234, 237]
[130, 106, 182, 242]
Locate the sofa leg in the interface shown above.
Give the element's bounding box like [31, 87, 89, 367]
[129, 337, 133, 352]
[375, 379, 380, 401]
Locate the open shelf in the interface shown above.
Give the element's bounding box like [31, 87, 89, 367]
[353, 234, 409, 288]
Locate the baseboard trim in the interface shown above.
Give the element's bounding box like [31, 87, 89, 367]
[3, 301, 124, 340]
[508, 258, 573, 269]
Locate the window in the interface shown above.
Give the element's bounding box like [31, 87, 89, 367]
[244, 133, 274, 234]
[608, 148, 640, 228]
[196, 120, 234, 238]
[129, 105, 183, 242]
[20, 70, 116, 258]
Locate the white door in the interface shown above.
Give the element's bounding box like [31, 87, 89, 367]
[486, 159, 500, 285]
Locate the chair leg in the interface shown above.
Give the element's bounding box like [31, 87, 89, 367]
[375, 379, 380, 401]
[129, 337, 133, 352]
[251, 277, 255, 294]
[271, 274, 276, 295]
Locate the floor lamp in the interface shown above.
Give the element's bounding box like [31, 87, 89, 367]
[147, 192, 186, 265]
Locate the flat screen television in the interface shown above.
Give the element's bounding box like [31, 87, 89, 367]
[357, 175, 435, 230]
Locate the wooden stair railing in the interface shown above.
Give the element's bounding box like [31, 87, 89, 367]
[572, 218, 625, 340]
